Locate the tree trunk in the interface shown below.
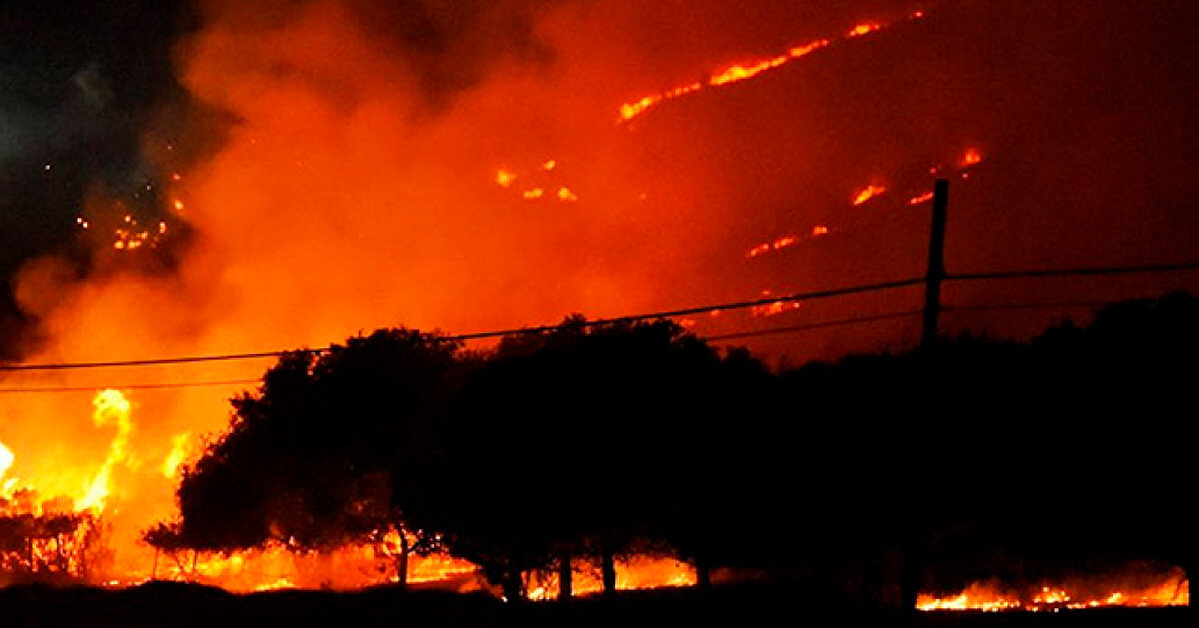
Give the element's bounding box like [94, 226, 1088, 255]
[695, 553, 711, 592]
[900, 541, 923, 618]
[558, 551, 572, 601]
[601, 544, 617, 597]
[396, 532, 410, 591]
[501, 567, 524, 602]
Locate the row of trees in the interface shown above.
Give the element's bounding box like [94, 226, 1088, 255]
[144, 293, 1199, 603]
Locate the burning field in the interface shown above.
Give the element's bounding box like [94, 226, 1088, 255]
[3, 0, 1199, 610]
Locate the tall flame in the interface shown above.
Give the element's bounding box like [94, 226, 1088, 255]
[78, 389, 135, 512]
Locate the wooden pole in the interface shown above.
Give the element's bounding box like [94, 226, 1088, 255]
[921, 179, 950, 348]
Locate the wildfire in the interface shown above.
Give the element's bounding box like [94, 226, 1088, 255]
[526, 556, 696, 601]
[847, 22, 884, 38]
[495, 168, 517, 188]
[918, 570, 1190, 612]
[112, 214, 169, 251]
[909, 191, 935, 206]
[616, 10, 932, 122]
[78, 390, 135, 512]
[746, 234, 799, 258]
[161, 433, 193, 480]
[853, 183, 887, 206]
[709, 40, 830, 87]
[961, 147, 984, 167]
[557, 186, 579, 202]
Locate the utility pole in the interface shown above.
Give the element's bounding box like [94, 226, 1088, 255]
[921, 179, 950, 348]
[903, 178, 949, 619]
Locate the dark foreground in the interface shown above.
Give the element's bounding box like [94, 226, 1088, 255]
[0, 582, 1192, 628]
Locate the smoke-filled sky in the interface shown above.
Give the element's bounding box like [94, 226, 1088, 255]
[3, 0, 1199, 365]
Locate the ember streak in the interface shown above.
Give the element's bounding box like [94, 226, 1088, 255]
[617, 12, 923, 122]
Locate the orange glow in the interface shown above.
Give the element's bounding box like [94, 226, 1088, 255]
[710, 53, 795, 87]
[1, 390, 134, 515]
[961, 147, 984, 167]
[812, 225, 829, 236]
[526, 556, 696, 601]
[847, 22, 883, 38]
[615, 9, 938, 122]
[523, 187, 545, 199]
[853, 183, 887, 206]
[557, 186, 579, 202]
[161, 432, 193, 479]
[495, 168, 517, 188]
[746, 234, 800, 258]
[918, 569, 1190, 612]
[909, 191, 935, 206]
[0, 441, 13, 487]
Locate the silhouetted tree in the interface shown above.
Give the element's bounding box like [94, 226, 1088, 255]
[429, 316, 728, 600]
[155, 328, 470, 588]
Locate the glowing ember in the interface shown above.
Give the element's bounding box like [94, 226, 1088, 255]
[961, 147, 983, 167]
[495, 168, 517, 188]
[853, 183, 887, 206]
[746, 234, 799, 258]
[847, 22, 883, 38]
[557, 186, 579, 202]
[909, 191, 935, 206]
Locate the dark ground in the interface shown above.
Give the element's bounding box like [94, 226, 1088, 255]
[0, 582, 1191, 628]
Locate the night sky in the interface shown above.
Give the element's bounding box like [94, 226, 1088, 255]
[0, 0, 193, 355]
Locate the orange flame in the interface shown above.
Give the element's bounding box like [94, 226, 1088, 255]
[918, 569, 1190, 612]
[615, 10, 935, 122]
[495, 168, 517, 188]
[78, 390, 135, 512]
[853, 183, 887, 206]
[909, 191, 935, 206]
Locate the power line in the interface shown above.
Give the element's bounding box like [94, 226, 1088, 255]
[0, 350, 303, 373]
[1, 260, 1196, 375]
[700, 310, 925, 342]
[0, 295, 1182, 393]
[0, 276, 927, 373]
[946, 261, 1199, 283]
[0, 379, 260, 394]
[941, 300, 1119, 314]
[699, 300, 1128, 343]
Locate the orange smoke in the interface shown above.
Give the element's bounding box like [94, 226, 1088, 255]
[0, 0, 733, 588]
